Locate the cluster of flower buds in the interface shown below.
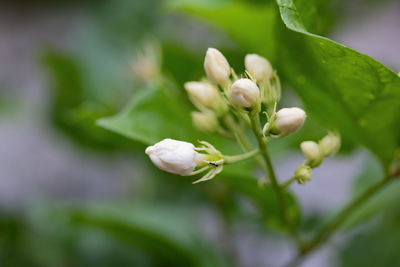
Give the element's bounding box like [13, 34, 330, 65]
[294, 132, 341, 184]
[145, 47, 336, 185]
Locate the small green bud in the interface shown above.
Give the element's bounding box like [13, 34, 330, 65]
[294, 165, 312, 184]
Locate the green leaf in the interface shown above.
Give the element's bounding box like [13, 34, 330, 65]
[166, 0, 277, 62]
[340, 211, 400, 266]
[70, 205, 229, 267]
[276, 0, 400, 167]
[43, 51, 137, 151]
[97, 85, 202, 145]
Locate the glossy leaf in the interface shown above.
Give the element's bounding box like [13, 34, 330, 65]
[276, 0, 400, 167]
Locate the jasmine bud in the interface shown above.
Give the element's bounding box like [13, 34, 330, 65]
[275, 107, 306, 135]
[230, 78, 260, 108]
[245, 54, 273, 83]
[145, 139, 205, 175]
[204, 48, 231, 86]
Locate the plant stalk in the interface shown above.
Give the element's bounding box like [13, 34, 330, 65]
[249, 112, 290, 227]
[224, 149, 260, 164]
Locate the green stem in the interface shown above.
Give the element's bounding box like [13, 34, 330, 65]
[224, 149, 260, 164]
[289, 175, 396, 267]
[224, 115, 268, 173]
[281, 176, 297, 189]
[249, 112, 290, 227]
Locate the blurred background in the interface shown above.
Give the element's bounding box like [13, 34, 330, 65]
[0, 0, 399, 266]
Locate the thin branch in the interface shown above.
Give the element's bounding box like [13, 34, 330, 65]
[287, 175, 397, 267]
[224, 149, 260, 164]
[281, 176, 297, 189]
[249, 112, 290, 227]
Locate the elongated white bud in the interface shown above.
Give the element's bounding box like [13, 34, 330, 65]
[275, 107, 306, 135]
[245, 54, 273, 83]
[145, 139, 204, 175]
[191, 112, 219, 133]
[230, 78, 260, 107]
[204, 48, 230, 86]
[319, 132, 341, 157]
[300, 141, 323, 167]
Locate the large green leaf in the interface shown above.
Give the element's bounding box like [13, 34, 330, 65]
[97, 85, 203, 145]
[276, 0, 400, 167]
[44, 51, 136, 151]
[70, 205, 229, 267]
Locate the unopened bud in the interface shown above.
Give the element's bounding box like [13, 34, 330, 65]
[274, 107, 306, 135]
[300, 141, 323, 167]
[245, 54, 273, 83]
[191, 112, 219, 133]
[184, 81, 227, 114]
[294, 165, 312, 184]
[319, 132, 341, 157]
[145, 139, 205, 175]
[230, 78, 260, 108]
[204, 48, 231, 86]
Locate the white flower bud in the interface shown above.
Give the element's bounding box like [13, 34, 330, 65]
[191, 112, 219, 133]
[294, 165, 312, 184]
[319, 132, 341, 157]
[300, 141, 323, 167]
[245, 54, 273, 83]
[145, 139, 204, 175]
[204, 48, 231, 86]
[184, 81, 227, 114]
[230, 78, 260, 107]
[275, 107, 306, 135]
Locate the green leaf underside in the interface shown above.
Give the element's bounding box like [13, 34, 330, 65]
[276, 0, 400, 167]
